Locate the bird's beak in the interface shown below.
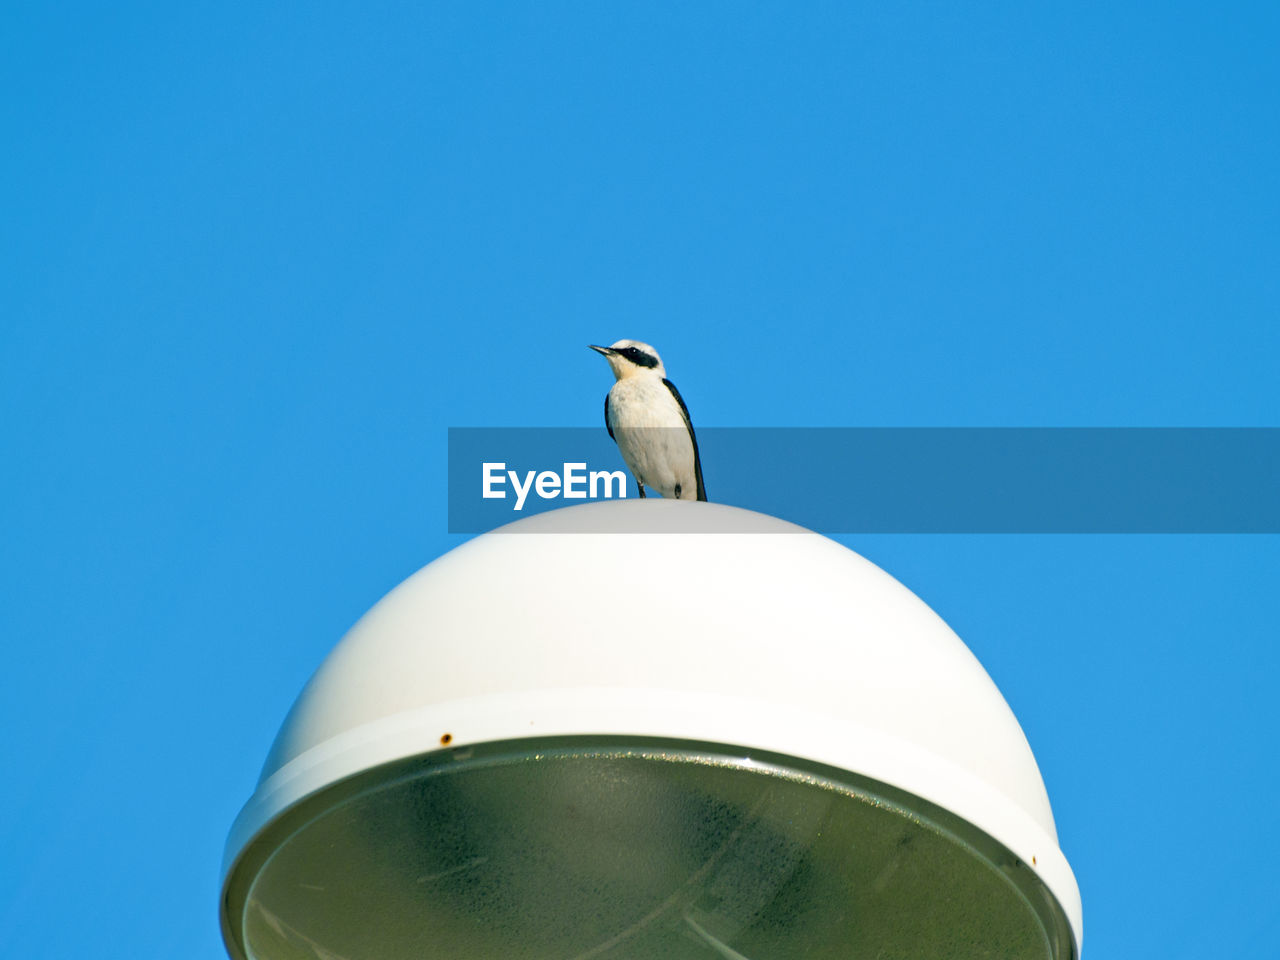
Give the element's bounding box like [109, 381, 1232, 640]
[588, 344, 615, 357]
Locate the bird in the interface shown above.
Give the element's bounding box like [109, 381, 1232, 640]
[589, 340, 706, 501]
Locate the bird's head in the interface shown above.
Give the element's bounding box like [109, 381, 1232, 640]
[588, 340, 666, 381]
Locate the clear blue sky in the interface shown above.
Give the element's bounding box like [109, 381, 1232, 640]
[2, 3, 1277, 957]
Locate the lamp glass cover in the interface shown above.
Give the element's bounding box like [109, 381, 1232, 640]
[223, 738, 1074, 960]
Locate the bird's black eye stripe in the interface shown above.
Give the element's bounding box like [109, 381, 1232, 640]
[621, 347, 659, 368]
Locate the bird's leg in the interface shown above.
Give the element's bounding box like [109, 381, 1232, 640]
[636, 479, 647, 498]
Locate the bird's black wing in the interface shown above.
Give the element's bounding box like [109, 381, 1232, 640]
[604, 393, 615, 441]
[662, 378, 706, 501]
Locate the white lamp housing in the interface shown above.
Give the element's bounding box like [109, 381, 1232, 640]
[221, 500, 1082, 959]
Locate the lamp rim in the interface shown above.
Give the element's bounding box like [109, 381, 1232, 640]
[221, 685, 1082, 953]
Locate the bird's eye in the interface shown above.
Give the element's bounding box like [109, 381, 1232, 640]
[616, 346, 657, 368]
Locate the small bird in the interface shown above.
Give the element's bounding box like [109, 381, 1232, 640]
[589, 340, 706, 500]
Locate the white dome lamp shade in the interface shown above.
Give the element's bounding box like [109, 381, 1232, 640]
[221, 500, 1082, 960]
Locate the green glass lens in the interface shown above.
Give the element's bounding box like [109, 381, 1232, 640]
[223, 740, 1073, 960]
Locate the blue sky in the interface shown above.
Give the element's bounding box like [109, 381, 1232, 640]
[2, 3, 1277, 957]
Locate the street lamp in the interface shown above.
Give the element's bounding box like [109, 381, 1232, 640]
[221, 500, 1081, 959]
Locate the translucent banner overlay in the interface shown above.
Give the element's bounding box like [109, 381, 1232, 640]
[448, 428, 1280, 534]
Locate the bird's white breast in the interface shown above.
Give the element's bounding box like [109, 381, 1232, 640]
[607, 377, 698, 499]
